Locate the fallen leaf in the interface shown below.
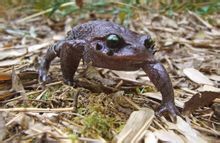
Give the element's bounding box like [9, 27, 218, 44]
[112, 70, 141, 81]
[0, 90, 17, 101]
[0, 48, 27, 60]
[209, 75, 220, 81]
[84, 65, 115, 86]
[0, 72, 11, 81]
[0, 58, 21, 67]
[28, 42, 50, 52]
[165, 116, 207, 143]
[5, 29, 27, 36]
[183, 68, 214, 85]
[183, 91, 220, 115]
[197, 85, 220, 92]
[25, 123, 66, 142]
[144, 131, 158, 143]
[112, 70, 150, 84]
[154, 130, 184, 143]
[53, 34, 65, 41]
[142, 92, 184, 109]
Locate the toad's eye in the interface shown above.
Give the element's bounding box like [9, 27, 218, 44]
[144, 38, 155, 49]
[106, 34, 121, 49]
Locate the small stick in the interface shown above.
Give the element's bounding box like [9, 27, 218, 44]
[123, 96, 141, 110]
[0, 107, 74, 112]
[188, 10, 213, 29]
[193, 125, 220, 136]
[115, 80, 123, 88]
[16, 2, 76, 23]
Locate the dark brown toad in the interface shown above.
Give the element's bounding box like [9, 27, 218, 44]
[39, 20, 179, 117]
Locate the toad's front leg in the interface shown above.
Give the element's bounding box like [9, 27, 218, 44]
[39, 40, 86, 86]
[142, 61, 179, 117]
[60, 40, 86, 86]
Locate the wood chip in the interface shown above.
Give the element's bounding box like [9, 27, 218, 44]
[113, 108, 154, 143]
[183, 68, 214, 85]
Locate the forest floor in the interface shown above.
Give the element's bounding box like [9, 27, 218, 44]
[0, 3, 220, 143]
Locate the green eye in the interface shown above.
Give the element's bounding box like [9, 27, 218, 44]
[144, 38, 154, 48]
[106, 34, 121, 49]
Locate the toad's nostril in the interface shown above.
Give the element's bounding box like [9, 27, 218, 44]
[96, 43, 102, 50]
[106, 50, 114, 56]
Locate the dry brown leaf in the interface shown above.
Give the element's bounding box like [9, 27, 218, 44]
[183, 68, 214, 85]
[183, 91, 220, 114]
[0, 90, 17, 101]
[0, 72, 11, 81]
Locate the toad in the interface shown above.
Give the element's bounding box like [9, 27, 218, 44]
[39, 20, 179, 117]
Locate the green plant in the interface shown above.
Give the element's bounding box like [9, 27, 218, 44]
[82, 111, 114, 140]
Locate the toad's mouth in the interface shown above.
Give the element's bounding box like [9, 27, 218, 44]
[94, 50, 156, 63]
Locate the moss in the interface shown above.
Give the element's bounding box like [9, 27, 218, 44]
[82, 111, 114, 140]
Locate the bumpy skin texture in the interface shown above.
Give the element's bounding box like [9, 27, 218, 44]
[39, 20, 179, 117]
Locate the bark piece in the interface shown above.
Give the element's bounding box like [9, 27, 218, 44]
[113, 108, 154, 143]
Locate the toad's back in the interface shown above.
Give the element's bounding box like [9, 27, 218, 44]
[66, 20, 137, 40]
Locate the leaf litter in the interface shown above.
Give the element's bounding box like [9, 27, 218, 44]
[0, 3, 220, 143]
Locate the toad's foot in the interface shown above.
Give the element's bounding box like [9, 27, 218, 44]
[63, 78, 77, 87]
[156, 101, 180, 119]
[39, 68, 50, 83]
